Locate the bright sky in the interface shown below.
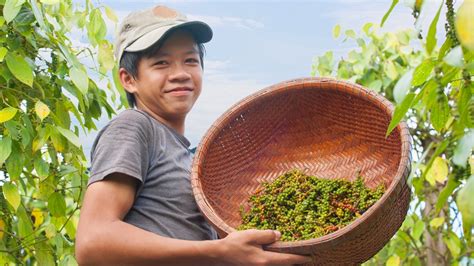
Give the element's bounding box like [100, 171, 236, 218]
[81, 0, 447, 163]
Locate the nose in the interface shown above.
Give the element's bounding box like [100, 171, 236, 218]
[168, 63, 191, 82]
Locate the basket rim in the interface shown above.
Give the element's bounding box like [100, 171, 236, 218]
[191, 77, 412, 248]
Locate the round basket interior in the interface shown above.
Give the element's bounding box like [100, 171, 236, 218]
[192, 78, 410, 254]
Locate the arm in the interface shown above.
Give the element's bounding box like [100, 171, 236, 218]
[75, 173, 312, 266]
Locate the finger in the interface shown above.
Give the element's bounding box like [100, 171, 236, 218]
[243, 229, 280, 245]
[263, 251, 313, 265]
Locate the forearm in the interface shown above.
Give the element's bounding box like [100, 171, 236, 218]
[76, 219, 221, 265]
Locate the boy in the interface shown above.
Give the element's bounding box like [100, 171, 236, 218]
[75, 5, 312, 266]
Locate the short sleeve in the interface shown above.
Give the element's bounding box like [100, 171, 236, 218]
[88, 110, 154, 186]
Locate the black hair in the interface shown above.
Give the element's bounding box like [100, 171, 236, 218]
[119, 29, 206, 108]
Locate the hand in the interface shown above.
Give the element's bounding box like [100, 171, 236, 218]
[215, 229, 313, 266]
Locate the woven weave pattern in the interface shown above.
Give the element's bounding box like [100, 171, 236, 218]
[191, 77, 412, 265]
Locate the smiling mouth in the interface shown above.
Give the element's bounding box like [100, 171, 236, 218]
[167, 87, 193, 93]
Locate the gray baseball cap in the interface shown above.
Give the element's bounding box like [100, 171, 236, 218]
[114, 5, 213, 63]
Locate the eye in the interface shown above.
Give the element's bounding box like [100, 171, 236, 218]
[185, 58, 200, 64]
[153, 60, 168, 66]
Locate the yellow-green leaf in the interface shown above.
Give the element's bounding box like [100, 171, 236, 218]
[3, 0, 25, 23]
[0, 219, 5, 239]
[0, 136, 12, 166]
[69, 67, 89, 94]
[56, 126, 81, 147]
[45, 223, 56, 239]
[457, 175, 474, 226]
[0, 107, 17, 123]
[104, 6, 118, 22]
[381, 0, 399, 27]
[5, 53, 33, 87]
[35, 101, 50, 121]
[98, 41, 115, 71]
[430, 217, 445, 228]
[386, 255, 400, 266]
[3, 182, 21, 211]
[426, 157, 448, 186]
[444, 232, 461, 258]
[333, 24, 341, 39]
[456, 0, 474, 50]
[0, 47, 8, 62]
[39, 0, 59, 4]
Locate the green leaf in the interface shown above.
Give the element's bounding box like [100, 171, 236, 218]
[426, 0, 443, 55]
[35, 242, 55, 266]
[0, 136, 12, 166]
[104, 6, 118, 22]
[16, 205, 33, 239]
[443, 45, 464, 67]
[32, 127, 50, 152]
[426, 157, 448, 186]
[3, 0, 25, 23]
[0, 47, 7, 62]
[438, 38, 453, 61]
[368, 79, 383, 92]
[458, 83, 473, 128]
[69, 67, 89, 94]
[429, 217, 444, 228]
[430, 92, 449, 132]
[453, 130, 474, 167]
[333, 24, 341, 39]
[56, 126, 81, 147]
[35, 101, 50, 121]
[48, 192, 66, 217]
[457, 175, 474, 226]
[394, 69, 414, 103]
[436, 175, 461, 214]
[412, 59, 434, 87]
[443, 231, 461, 258]
[412, 219, 425, 240]
[34, 157, 49, 180]
[3, 182, 21, 211]
[5, 53, 33, 87]
[0, 107, 18, 123]
[381, 0, 399, 27]
[387, 93, 416, 136]
[30, 0, 49, 32]
[6, 151, 24, 180]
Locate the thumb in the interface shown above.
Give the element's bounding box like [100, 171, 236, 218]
[244, 229, 281, 245]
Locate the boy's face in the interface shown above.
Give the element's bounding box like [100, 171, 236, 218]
[122, 30, 202, 122]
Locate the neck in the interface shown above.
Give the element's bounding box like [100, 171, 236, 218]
[135, 103, 185, 135]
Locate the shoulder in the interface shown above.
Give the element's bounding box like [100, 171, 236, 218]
[112, 109, 153, 127]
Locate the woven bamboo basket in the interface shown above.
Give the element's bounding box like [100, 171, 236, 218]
[191, 77, 412, 265]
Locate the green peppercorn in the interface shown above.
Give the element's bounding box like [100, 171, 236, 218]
[237, 169, 385, 241]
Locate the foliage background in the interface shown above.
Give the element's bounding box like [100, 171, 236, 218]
[0, 0, 123, 264]
[0, 0, 472, 265]
[311, 0, 473, 264]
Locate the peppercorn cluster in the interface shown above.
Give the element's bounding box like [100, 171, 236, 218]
[238, 169, 385, 241]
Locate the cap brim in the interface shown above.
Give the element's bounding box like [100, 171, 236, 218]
[125, 21, 213, 53]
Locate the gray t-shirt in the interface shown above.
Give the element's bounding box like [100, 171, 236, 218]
[88, 109, 217, 241]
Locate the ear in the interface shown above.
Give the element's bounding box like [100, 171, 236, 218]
[119, 68, 138, 94]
